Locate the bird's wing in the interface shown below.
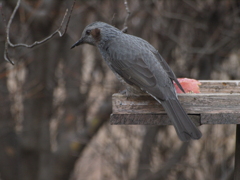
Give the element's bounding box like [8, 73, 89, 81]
[140, 39, 185, 93]
[151, 51, 185, 93]
[110, 55, 157, 88]
[107, 39, 173, 100]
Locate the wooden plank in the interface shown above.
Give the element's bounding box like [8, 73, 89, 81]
[201, 113, 240, 124]
[110, 113, 240, 125]
[199, 80, 240, 93]
[110, 114, 200, 125]
[112, 93, 240, 114]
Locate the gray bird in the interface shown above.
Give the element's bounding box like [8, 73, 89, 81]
[71, 22, 202, 141]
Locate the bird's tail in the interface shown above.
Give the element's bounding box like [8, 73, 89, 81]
[161, 99, 202, 141]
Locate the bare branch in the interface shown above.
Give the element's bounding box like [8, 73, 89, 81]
[2, 0, 76, 65]
[122, 0, 131, 33]
[111, 13, 116, 25]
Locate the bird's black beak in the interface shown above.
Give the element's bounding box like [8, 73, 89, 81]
[71, 38, 84, 49]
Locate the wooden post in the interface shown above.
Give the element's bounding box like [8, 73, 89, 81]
[235, 124, 240, 180]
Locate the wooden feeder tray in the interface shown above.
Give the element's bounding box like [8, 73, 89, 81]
[110, 80, 240, 179]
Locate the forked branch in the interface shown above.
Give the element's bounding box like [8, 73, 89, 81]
[2, 0, 76, 65]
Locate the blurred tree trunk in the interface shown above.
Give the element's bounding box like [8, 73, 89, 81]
[0, 47, 19, 180]
[19, 1, 64, 179]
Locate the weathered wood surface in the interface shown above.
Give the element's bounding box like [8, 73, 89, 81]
[110, 80, 240, 125]
[111, 114, 201, 125]
[199, 80, 240, 93]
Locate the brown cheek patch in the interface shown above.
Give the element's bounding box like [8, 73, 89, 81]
[91, 28, 101, 41]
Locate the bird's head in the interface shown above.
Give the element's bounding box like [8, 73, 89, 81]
[71, 21, 121, 49]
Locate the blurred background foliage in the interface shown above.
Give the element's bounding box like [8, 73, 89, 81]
[0, 0, 239, 180]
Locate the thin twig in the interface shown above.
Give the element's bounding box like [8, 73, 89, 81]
[2, 0, 21, 65]
[111, 13, 116, 25]
[2, 0, 76, 65]
[122, 0, 130, 33]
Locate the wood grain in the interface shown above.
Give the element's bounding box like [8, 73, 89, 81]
[110, 114, 201, 125]
[199, 80, 240, 93]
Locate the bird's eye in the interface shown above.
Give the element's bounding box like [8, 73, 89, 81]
[86, 30, 91, 35]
